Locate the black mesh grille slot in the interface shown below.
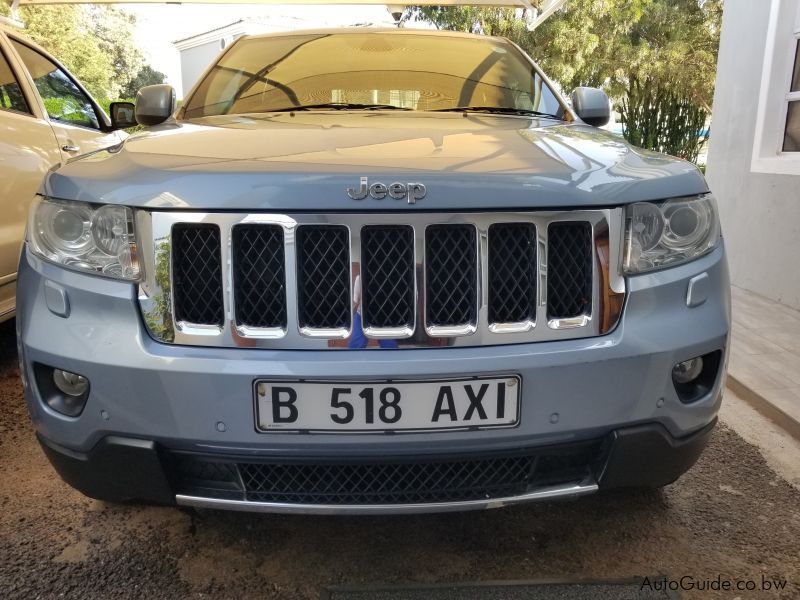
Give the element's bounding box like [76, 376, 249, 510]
[547, 222, 593, 319]
[361, 225, 415, 329]
[172, 224, 224, 326]
[425, 225, 477, 327]
[488, 223, 537, 324]
[233, 225, 286, 328]
[240, 457, 532, 504]
[296, 225, 351, 330]
[170, 439, 605, 505]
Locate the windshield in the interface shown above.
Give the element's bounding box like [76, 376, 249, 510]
[182, 31, 566, 119]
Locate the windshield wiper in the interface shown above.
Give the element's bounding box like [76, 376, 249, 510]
[269, 103, 412, 112]
[433, 106, 561, 118]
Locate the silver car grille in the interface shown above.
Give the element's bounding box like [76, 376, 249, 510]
[138, 210, 625, 349]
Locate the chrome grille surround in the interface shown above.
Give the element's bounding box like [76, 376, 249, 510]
[137, 210, 625, 349]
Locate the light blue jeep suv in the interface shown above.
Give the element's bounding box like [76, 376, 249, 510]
[16, 29, 729, 514]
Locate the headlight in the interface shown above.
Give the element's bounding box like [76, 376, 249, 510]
[624, 194, 720, 274]
[27, 197, 140, 280]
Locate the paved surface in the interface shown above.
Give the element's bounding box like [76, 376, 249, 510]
[1, 318, 799, 600]
[324, 582, 673, 599]
[730, 285, 800, 438]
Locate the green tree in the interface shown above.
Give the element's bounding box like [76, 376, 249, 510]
[85, 6, 143, 98]
[123, 64, 166, 98]
[409, 0, 721, 161]
[9, 4, 161, 102]
[18, 5, 114, 99]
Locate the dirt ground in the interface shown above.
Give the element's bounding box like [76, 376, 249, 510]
[1, 318, 799, 600]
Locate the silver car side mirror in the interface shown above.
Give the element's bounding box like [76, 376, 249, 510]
[135, 84, 176, 127]
[109, 101, 137, 129]
[571, 87, 611, 127]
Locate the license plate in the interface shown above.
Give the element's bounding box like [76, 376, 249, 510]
[254, 376, 520, 432]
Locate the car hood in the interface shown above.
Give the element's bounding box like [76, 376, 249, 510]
[45, 112, 707, 211]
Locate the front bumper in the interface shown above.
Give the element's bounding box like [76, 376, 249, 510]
[17, 242, 729, 512]
[38, 418, 717, 514]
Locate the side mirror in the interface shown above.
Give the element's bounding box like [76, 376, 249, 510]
[135, 84, 176, 127]
[109, 101, 136, 129]
[571, 87, 611, 127]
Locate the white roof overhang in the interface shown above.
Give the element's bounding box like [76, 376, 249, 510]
[8, 0, 567, 32]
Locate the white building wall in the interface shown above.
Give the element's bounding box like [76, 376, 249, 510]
[706, 0, 800, 310]
[178, 40, 228, 99]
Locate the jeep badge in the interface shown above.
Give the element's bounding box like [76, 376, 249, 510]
[347, 177, 426, 204]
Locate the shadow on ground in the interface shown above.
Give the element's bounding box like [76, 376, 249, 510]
[1, 320, 798, 599]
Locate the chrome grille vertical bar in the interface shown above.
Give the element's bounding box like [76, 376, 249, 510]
[477, 223, 490, 336]
[219, 223, 233, 331]
[283, 222, 300, 337]
[535, 223, 549, 331]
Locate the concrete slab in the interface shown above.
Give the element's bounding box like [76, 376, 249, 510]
[729, 285, 800, 439]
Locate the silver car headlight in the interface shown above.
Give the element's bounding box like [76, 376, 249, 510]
[27, 196, 140, 281]
[623, 194, 720, 274]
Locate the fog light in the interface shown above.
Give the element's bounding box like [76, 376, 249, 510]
[33, 364, 91, 417]
[672, 357, 704, 384]
[53, 369, 89, 397]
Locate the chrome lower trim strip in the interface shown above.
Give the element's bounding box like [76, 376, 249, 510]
[176, 321, 223, 336]
[299, 326, 351, 339]
[363, 324, 415, 339]
[425, 322, 478, 338]
[235, 324, 287, 339]
[175, 480, 598, 515]
[548, 314, 592, 330]
[488, 320, 536, 334]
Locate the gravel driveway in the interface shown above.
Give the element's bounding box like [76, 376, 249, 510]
[1, 319, 798, 599]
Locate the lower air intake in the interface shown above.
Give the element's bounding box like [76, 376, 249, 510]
[170, 440, 605, 505]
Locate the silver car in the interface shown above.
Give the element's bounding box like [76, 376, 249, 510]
[17, 29, 730, 514]
[0, 24, 126, 323]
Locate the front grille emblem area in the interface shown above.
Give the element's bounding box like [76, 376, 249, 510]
[347, 176, 426, 204]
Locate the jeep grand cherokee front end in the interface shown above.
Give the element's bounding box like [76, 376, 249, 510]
[16, 29, 730, 514]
